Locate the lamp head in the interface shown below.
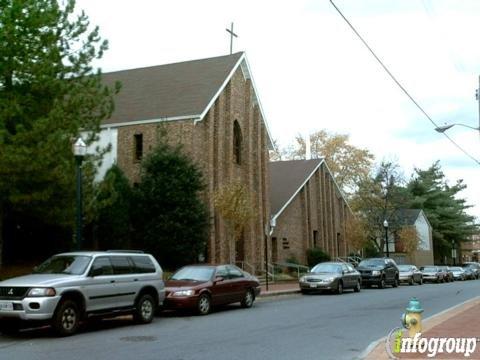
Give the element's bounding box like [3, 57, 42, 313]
[73, 137, 87, 157]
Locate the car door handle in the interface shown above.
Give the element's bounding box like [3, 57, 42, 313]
[134, 279, 138, 282]
[110, 280, 115, 283]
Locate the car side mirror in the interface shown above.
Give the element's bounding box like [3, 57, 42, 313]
[214, 276, 224, 283]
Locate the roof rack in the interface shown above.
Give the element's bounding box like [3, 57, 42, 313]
[106, 250, 145, 254]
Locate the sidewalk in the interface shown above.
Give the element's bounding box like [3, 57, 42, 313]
[259, 281, 300, 297]
[364, 297, 480, 359]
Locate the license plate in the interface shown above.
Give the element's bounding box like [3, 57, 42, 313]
[0, 301, 13, 311]
[309, 283, 318, 288]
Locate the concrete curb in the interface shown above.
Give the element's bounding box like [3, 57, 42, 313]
[357, 295, 480, 360]
[258, 289, 301, 298]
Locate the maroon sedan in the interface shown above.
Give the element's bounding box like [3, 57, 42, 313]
[164, 264, 261, 315]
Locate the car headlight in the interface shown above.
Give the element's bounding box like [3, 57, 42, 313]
[324, 277, 336, 282]
[172, 289, 195, 297]
[28, 288, 56, 297]
[299, 276, 306, 282]
[372, 271, 381, 276]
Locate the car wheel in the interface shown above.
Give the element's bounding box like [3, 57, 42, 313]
[354, 280, 361, 293]
[336, 281, 343, 295]
[378, 278, 385, 289]
[418, 277, 423, 285]
[52, 299, 80, 336]
[134, 293, 156, 324]
[436, 277, 441, 283]
[241, 289, 255, 308]
[408, 277, 414, 286]
[392, 277, 399, 288]
[197, 294, 211, 315]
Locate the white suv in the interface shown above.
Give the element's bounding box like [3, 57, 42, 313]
[0, 251, 165, 336]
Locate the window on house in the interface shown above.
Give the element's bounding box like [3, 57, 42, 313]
[313, 230, 319, 248]
[134, 133, 143, 161]
[282, 237, 289, 250]
[233, 120, 242, 165]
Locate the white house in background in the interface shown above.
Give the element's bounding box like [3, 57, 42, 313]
[391, 209, 434, 267]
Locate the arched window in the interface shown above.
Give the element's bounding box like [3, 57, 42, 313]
[233, 120, 242, 165]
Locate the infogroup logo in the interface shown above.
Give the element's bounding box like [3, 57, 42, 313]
[386, 328, 478, 359]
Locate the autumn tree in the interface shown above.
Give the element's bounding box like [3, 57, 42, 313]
[396, 226, 420, 255]
[214, 181, 256, 263]
[0, 0, 119, 267]
[283, 130, 374, 195]
[345, 217, 369, 252]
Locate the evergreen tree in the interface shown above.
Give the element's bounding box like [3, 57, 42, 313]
[0, 0, 119, 267]
[133, 135, 208, 269]
[407, 161, 477, 261]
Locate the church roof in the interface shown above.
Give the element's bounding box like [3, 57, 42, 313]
[101, 52, 243, 125]
[269, 159, 324, 219]
[100, 52, 274, 148]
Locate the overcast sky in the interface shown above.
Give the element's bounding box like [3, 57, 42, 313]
[76, 0, 480, 221]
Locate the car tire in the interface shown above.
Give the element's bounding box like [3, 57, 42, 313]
[336, 281, 343, 295]
[418, 277, 423, 285]
[241, 289, 255, 308]
[409, 277, 414, 286]
[197, 293, 211, 315]
[354, 280, 361, 293]
[52, 299, 80, 336]
[378, 278, 385, 289]
[134, 293, 156, 324]
[392, 277, 399, 288]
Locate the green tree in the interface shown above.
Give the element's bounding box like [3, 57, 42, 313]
[86, 165, 133, 250]
[133, 136, 209, 270]
[283, 130, 374, 195]
[350, 161, 407, 253]
[406, 161, 477, 261]
[0, 0, 119, 267]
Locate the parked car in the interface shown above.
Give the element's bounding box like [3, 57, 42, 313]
[437, 266, 454, 282]
[163, 264, 260, 315]
[462, 262, 480, 279]
[420, 266, 444, 283]
[299, 262, 361, 294]
[450, 267, 467, 281]
[0, 251, 165, 336]
[463, 266, 477, 280]
[398, 265, 423, 285]
[357, 258, 399, 289]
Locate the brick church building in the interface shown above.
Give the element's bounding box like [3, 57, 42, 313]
[93, 52, 352, 270]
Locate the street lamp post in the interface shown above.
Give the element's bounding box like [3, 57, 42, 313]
[451, 241, 457, 266]
[264, 216, 276, 292]
[434, 123, 480, 133]
[383, 219, 389, 258]
[73, 137, 87, 251]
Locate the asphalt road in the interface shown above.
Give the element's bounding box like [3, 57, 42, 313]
[1, 280, 479, 360]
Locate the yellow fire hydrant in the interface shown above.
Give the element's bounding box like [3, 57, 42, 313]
[401, 297, 424, 338]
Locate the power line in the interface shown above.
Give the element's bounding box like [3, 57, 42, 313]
[329, 0, 480, 166]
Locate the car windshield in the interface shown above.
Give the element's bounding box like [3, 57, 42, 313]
[311, 263, 342, 273]
[421, 266, 437, 271]
[359, 259, 384, 267]
[398, 265, 412, 271]
[171, 267, 215, 282]
[33, 255, 92, 275]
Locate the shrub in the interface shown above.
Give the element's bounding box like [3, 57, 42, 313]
[306, 248, 331, 267]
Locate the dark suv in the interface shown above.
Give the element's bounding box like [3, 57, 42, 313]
[357, 258, 399, 288]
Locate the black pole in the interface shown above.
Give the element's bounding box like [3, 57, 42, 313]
[75, 156, 83, 250]
[264, 234, 269, 291]
[385, 225, 389, 257]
